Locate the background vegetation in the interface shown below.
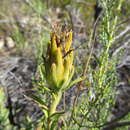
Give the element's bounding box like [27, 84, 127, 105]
[0, 0, 130, 130]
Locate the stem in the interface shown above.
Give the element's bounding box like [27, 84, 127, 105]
[49, 91, 62, 115]
[47, 90, 62, 130]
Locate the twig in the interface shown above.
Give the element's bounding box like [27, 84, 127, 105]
[8, 71, 23, 87]
[0, 19, 15, 24]
[116, 17, 130, 27]
[102, 107, 130, 127]
[112, 39, 130, 56]
[102, 121, 130, 130]
[114, 26, 130, 41]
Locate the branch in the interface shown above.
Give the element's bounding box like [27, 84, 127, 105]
[102, 107, 130, 128]
[114, 26, 130, 41]
[102, 121, 130, 130]
[112, 39, 130, 56]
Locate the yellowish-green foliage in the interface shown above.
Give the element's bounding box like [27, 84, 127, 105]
[0, 88, 13, 130]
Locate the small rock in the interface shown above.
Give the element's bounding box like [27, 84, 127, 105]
[5, 37, 15, 49]
[0, 37, 5, 49]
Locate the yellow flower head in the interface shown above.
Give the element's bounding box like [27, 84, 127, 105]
[44, 27, 74, 91]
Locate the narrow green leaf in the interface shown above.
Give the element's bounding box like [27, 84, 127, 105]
[50, 111, 65, 119]
[26, 94, 48, 111]
[65, 76, 85, 90]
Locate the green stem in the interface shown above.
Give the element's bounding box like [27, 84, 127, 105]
[50, 91, 62, 115]
[47, 90, 62, 130]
